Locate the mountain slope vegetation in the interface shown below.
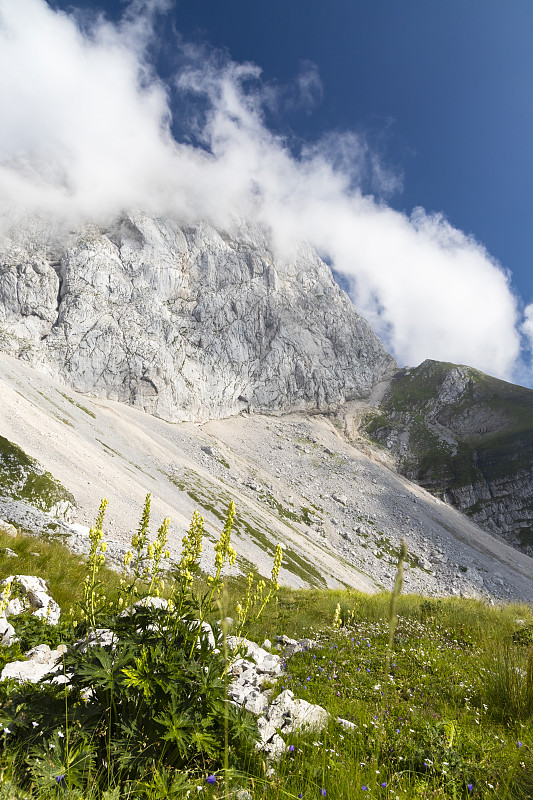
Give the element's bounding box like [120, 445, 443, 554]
[363, 360, 533, 553]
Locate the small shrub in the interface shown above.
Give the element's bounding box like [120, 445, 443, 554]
[0, 496, 281, 797]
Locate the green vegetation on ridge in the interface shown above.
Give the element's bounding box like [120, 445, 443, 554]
[363, 360, 533, 549]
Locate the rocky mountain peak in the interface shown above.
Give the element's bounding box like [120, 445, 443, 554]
[0, 211, 396, 422]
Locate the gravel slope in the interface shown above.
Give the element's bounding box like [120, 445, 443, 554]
[1, 353, 531, 603]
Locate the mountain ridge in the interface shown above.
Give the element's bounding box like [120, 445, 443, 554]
[362, 359, 533, 554]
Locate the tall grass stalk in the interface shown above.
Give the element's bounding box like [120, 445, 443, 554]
[217, 592, 231, 800]
[384, 537, 407, 681]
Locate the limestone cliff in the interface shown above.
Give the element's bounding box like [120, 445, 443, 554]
[0, 212, 396, 422]
[363, 360, 533, 554]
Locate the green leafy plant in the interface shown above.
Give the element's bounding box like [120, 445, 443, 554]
[0, 496, 280, 797]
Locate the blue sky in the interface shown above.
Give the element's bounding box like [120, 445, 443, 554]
[2, 0, 533, 384]
[53, 0, 533, 304]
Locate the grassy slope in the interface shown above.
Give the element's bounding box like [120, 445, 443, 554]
[0, 434, 75, 514]
[363, 360, 533, 547]
[0, 528, 532, 799]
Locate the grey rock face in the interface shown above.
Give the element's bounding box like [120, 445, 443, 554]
[364, 359, 533, 554]
[0, 213, 395, 422]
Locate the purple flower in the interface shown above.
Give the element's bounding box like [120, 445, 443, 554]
[298, 795, 303, 799]
[55, 775, 65, 784]
[381, 782, 387, 788]
[467, 785, 473, 794]
[206, 775, 216, 785]
[289, 745, 295, 752]
[320, 790, 326, 797]
[362, 787, 369, 792]
[517, 740, 523, 748]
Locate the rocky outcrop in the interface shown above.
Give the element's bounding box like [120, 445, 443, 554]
[1, 575, 61, 626]
[363, 360, 533, 554]
[0, 212, 396, 422]
[1, 643, 68, 683]
[0, 574, 60, 649]
[228, 634, 328, 759]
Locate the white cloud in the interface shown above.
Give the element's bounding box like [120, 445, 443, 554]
[0, 0, 528, 381]
[522, 304, 533, 353]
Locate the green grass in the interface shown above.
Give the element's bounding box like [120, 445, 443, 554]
[0, 531, 122, 614]
[0, 435, 75, 513]
[58, 391, 97, 418]
[0, 523, 532, 799]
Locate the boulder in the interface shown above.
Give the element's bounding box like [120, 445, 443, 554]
[74, 628, 118, 653]
[0, 575, 60, 625]
[1, 643, 67, 683]
[283, 698, 329, 733]
[0, 615, 15, 646]
[0, 520, 17, 537]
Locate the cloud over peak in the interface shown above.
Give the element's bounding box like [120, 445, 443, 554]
[0, 0, 527, 382]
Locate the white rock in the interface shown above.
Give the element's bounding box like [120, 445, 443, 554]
[5, 599, 24, 616]
[75, 628, 118, 652]
[0, 213, 396, 423]
[236, 668, 263, 688]
[283, 699, 329, 734]
[68, 523, 90, 537]
[243, 691, 269, 716]
[0, 520, 17, 537]
[25, 644, 53, 664]
[0, 616, 15, 646]
[0, 575, 60, 625]
[256, 653, 282, 675]
[257, 716, 278, 744]
[264, 733, 287, 759]
[1, 644, 66, 683]
[1, 659, 54, 683]
[119, 596, 169, 616]
[337, 717, 356, 730]
[266, 690, 295, 729]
